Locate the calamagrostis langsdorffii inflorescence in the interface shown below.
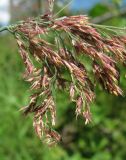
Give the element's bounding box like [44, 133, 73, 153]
[2, 0, 126, 146]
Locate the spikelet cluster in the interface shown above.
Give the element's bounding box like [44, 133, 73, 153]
[13, 13, 126, 146]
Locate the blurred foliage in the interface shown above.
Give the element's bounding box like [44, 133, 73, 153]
[112, 0, 122, 7]
[89, 3, 110, 18]
[0, 1, 126, 160]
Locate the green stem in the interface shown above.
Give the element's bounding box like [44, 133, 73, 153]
[0, 20, 24, 33]
[0, 26, 8, 32]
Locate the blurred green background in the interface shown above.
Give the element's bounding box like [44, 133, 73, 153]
[1, 0, 126, 160]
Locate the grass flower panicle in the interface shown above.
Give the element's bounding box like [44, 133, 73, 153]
[1, 0, 126, 146]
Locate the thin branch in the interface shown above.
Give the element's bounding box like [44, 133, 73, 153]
[53, 0, 73, 18]
[91, 7, 126, 24]
[90, 23, 126, 30]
